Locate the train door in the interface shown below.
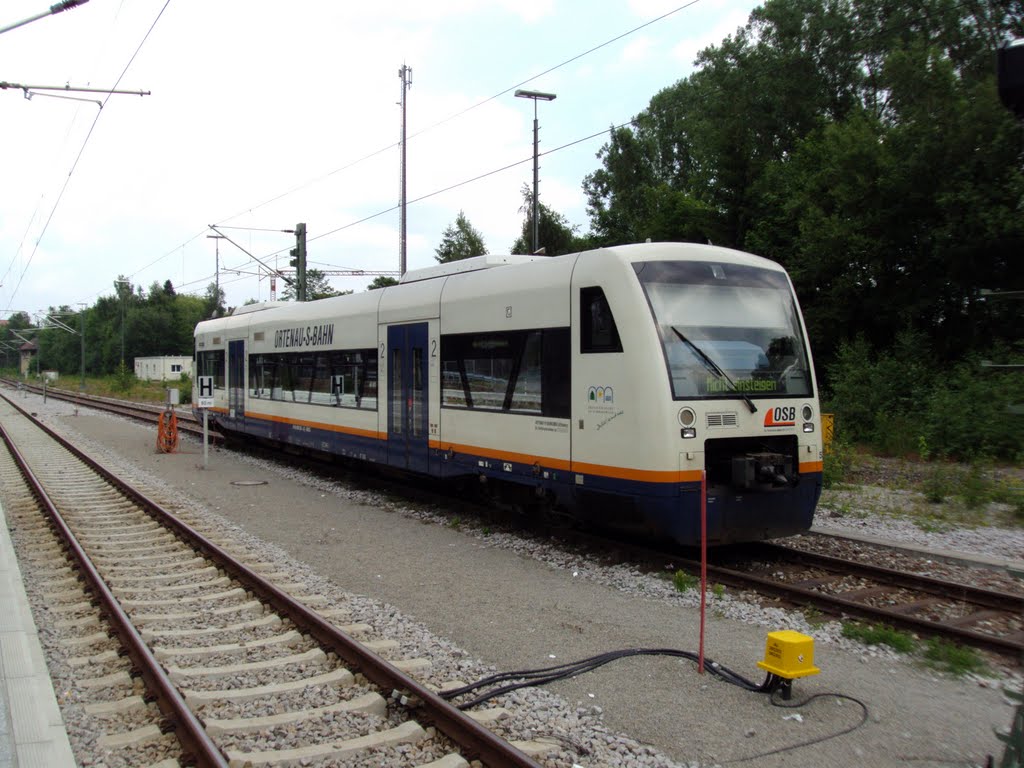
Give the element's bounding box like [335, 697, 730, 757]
[228, 339, 245, 421]
[386, 323, 429, 473]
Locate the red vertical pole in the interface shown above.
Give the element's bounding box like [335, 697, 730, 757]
[699, 470, 707, 673]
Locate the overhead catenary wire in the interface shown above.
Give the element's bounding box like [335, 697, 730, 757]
[208, 0, 705, 229]
[3, 0, 172, 313]
[41, 1, 710, 307]
[216, 118, 639, 282]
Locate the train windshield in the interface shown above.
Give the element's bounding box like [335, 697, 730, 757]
[634, 260, 813, 400]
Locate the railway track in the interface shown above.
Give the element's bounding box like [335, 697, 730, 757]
[0, 392, 544, 767]
[7, 380, 1023, 664]
[0, 379, 215, 443]
[686, 541, 1024, 660]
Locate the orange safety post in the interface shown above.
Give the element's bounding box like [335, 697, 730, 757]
[157, 410, 179, 454]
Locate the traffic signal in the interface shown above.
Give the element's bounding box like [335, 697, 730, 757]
[290, 223, 307, 301]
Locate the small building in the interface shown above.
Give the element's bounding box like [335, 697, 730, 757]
[134, 355, 192, 382]
[18, 340, 37, 378]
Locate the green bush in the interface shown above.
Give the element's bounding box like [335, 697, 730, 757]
[921, 363, 1024, 461]
[826, 331, 931, 451]
[822, 436, 852, 489]
[922, 464, 953, 503]
[672, 569, 698, 592]
[112, 362, 134, 393]
[826, 334, 1024, 462]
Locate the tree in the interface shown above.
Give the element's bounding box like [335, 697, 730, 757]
[202, 282, 226, 319]
[510, 185, 582, 256]
[367, 276, 399, 290]
[280, 269, 347, 301]
[580, 0, 1024, 383]
[435, 211, 487, 263]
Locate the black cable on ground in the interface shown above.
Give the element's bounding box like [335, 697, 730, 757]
[723, 688, 870, 763]
[439, 647, 768, 709]
[440, 647, 870, 760]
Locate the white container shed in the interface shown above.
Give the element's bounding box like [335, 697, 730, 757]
[134, 356, 192, 381]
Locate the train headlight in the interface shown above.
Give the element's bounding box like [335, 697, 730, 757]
[679, 408, 697, 439]
[802, 403, 814, 432]
[678, 407, 696, 428]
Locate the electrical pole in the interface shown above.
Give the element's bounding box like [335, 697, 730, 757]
[290, 223, 307, 301]
[78, 304, 85, 391]
[398, 64, 412, 276]
[206, 234, 225, 308]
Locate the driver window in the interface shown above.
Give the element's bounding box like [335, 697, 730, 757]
[580, 287, 623, 353]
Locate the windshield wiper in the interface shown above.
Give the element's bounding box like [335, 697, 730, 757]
[671, 327, 757, 413]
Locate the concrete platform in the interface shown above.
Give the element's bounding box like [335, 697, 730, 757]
[0, 499, 76, 767]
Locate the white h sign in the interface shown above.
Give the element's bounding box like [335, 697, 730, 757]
[197, 376, 215, 408]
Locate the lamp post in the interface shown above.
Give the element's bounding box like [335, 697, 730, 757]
[514, 89, 557, 254]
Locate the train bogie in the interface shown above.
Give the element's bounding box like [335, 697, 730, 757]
[194, 243, 822, 546]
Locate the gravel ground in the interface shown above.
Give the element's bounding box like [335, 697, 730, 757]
[13, 391, 1024, 768]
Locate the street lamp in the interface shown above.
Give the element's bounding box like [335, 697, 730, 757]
[515, 88, 557, 254]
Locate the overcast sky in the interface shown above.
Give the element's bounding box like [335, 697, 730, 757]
[0, 0, 760, 319]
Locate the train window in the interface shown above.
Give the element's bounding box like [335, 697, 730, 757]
[196, 350, 225, 389]
[441, 328, 570, 418]
[248, 349, 378, 409]
[391, 348, 403, 435]
[510, 332, 543, 413]
[580, 287, 623, 353]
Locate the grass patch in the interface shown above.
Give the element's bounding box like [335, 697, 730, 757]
[841, 623, 988, 677]
[803, 607, 827, 629]
[840, 622, 916, 653]
[921, 638, 987, 677]
[47, 373, 191, 404]
[672, 569, 698, 593]
[990, 477, 1024, 524]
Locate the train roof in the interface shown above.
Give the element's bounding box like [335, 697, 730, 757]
[601, 241, 787, 271]
[194, 242, 789, 337]
[398, 254, 543, 284]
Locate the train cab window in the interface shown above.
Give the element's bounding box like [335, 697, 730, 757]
[196, 350, 226, 389]
[580, 287, 622, 353]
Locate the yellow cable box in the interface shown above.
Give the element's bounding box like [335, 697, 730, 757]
[757, 630, 821, 680]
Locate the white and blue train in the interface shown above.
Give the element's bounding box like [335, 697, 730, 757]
[193, 242, 823, 545]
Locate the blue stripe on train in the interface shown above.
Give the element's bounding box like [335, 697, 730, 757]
[208, 411, 819, 546]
